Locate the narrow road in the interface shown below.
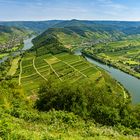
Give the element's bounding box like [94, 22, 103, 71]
[53, 56, 87, 78]
[44, 59, 63, 81]
[33, 58, 48, 81]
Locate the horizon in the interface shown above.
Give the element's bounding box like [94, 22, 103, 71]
[1, 0, 140, 21]
[1, 19, 140, 22]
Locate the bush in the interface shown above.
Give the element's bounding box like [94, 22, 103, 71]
[36, 80, 88, 118]
[35, 79, 140, 129]
[91, 105, 120, 126]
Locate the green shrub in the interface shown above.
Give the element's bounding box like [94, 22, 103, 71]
[35, 79, 140, 129]
[91, 105, 120, 126]
[36, 80, 89, 118]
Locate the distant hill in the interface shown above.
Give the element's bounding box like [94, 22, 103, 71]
[0, 25, 25, 34]
[2, 19, 140, 53]
[0, 25, 26, 44]
[0, 20, 63, 33]
[53, 19, 140, 31]
[1, 19, 140, 34]
[32, 20, 129, 53]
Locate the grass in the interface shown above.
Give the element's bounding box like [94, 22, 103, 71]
[1, 55, 136, 140]
[7, 57, 21, 76]
[1, 109, 138, 140]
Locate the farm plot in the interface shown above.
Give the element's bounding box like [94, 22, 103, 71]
[19, 54, 46, 93]
[7, 57, 20, 76]
[18, 53, 104, 93]
[53, 53, 101, 80]
[55, 53, 81, 63]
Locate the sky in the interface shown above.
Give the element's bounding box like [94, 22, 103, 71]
[0, 0, 140, 21]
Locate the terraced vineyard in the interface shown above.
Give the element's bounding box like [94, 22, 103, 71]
[15, 52, 125, 95]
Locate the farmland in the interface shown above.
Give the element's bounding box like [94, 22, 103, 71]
[7, 57, 21, 76]
[13, 52, 125, 96]
[83, 39, 140, 79]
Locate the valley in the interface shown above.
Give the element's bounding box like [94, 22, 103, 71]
[0, 20, 140, 140]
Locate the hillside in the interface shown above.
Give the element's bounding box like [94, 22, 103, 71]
[32, 20, 140, 79]
[0, 51, 140, 139]
[0, 25, 25, 44]
[32, 21, 126, 52]
[32, 20, 140, 51]
[83, 38, 140, 79]
[0, 25, 30, 59]
[2, 19, 140, 35]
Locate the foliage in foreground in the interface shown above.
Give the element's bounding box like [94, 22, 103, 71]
[36, 79, 140, 129]
[0, 80, 140, 139]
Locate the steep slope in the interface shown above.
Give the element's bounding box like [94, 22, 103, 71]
[32, 28, 69, 55]
[32, 21, 125, 53]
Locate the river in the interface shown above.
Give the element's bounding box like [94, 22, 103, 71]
[0, 36, 35, 63]
[75, 49, 140, 104]
[22, 36, 35, 50]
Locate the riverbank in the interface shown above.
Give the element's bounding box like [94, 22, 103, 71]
[82, 51, 140, 80]
[79, 51, 140, 104]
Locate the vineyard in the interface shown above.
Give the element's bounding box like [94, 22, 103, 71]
[10, 52, 124, 96]
[15, 53, 100, 93]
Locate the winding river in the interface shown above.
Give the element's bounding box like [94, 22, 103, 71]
[22, 36, 34, 50]
[0, 38, 140, 104]
[0, 36, 35, 63]
[75, 49, 140, 104]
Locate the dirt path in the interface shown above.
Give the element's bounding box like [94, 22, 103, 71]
[44, 59, 63, 81]
[33, 58, 48, 81]
[53, 56, 87, 78]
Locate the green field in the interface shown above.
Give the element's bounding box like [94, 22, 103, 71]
[84, 39, 140, 78]
[7, 57, 21, 76]
[1, 52, 139, 140]
[12, 52, 126, 97]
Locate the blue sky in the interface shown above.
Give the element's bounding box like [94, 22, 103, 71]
[0, 0, 140, 21]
